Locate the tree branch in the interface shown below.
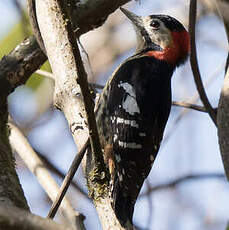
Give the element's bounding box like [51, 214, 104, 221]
[0, 36, 46, 95]
[164, 63, 222, 144]
[218, 69, 229, 180]
[0, 205, 73, 230]
[217, 0, 229, 181]
[172, 101, 210, 113]
[141, 173, 225, 196]
[35, 0, 123, 229]
[215, 0, 229, 72]
[36, 151, 89, 200]
[0, 0, 132, 96]
[47, 139, 89, 219]
[188, 0, 217, 126]
[9, 121, 86, 230]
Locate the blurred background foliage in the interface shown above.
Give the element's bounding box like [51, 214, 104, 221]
[0, 11, 51, 90]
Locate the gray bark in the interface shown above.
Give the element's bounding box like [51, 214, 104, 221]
[0, 205, 72, 230]
[217, 0, 229, 180]
[35, 0, 130, 229]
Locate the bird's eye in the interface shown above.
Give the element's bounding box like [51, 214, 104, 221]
[150, 20, 160, 29]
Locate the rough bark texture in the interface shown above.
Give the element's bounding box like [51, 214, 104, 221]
[0, 0, 131, 96]
[0, 33, 46, 211]
[217, 0, 229, 180]
[35, 0, 128, 229]
[0, 36, 46, 95]
[0, 0, 133, 228]
[9, 122, 85, 230]
[218, 69, 229, 179]
[0, 122, 29, 210]
[0, 205, 72, 230]
[71, 0, 132, 36]
[0, 82, 29, 210]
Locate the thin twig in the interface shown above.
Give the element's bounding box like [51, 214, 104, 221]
[36, 69, 55, 80]
[27, 0, 47, 54]
[37, 151, 89, 200]
[164, 62, 223, 144]
[36, 69, 103, 90]
[189, 0, 217, 126]
[78, 38, 96, 83]
[172, 101, 216, 113]
[38, 68, 217, 114]
[36, 69, 215, 114]
[141, 173, 225, 196]
[36, 70, 215, 114]
[47, 138, 89, 218]
[172, 101, 206, 112]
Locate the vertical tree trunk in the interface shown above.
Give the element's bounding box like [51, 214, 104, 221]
[216, 0, 229, 179]
[0, 94, 29, 210]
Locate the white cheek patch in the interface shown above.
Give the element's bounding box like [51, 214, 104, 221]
[118, 82, 140, 115]
[143, 17, 172, 49]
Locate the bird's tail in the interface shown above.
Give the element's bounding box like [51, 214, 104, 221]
[110, 174, 135, 229]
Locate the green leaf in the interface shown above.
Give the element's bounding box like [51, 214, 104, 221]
[0, 20, 51, 90]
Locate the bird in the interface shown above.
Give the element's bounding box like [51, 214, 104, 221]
[94, 7, 190, 228]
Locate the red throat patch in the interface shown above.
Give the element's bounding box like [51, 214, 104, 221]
[145, 30, 190, 64]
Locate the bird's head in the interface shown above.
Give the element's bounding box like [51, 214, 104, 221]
[120, 8, 190, 66]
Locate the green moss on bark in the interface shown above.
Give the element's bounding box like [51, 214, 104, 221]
[87, 162, 110, 201]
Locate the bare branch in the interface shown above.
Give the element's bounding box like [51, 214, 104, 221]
[216, 0, 229, 72]
[47, 139, 89, 219]
[216, 0, 229, 181]
[218, 69, 229, 180]
[188, 0, 217, 126]
[141, 173, 225, 196]
[35, 69, 103, 91]
[77, 84, 213, 113]
[0, 128, 29, 210]
[27, 0, 46, 53]
[36, 69, 55, 80]
[9, 121, 86, 230]
[85, 83, 214, 114]
[164, 62, 223, 144]
[0, 36, 46, 95]
[172, 101, 207, 112]
[0, 205, 73, 230]
[36, 0, 105, 219]
[0, 0, 133, 97]
[35, 1, 122, 229]
[37, 151, 89, 200]
[55, 1, 104, 167]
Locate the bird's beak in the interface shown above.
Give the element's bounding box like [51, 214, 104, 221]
[120, 7, 142, 29]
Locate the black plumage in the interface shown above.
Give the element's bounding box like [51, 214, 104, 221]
[96, 55, 174, 226]
[93, 8, 189, 228]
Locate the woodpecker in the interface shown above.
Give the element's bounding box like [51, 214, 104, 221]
[95, 8, 190, 228]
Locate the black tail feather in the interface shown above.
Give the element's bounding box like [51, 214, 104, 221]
[111, 175, 134, 227]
